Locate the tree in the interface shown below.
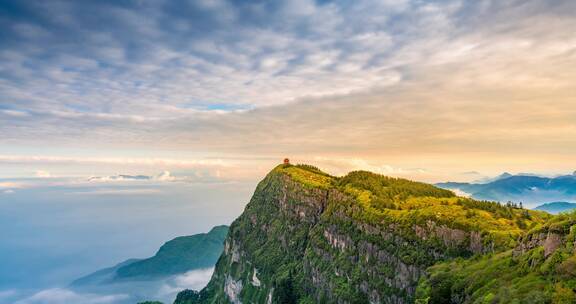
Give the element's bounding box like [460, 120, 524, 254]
[275, 275, 298, 304]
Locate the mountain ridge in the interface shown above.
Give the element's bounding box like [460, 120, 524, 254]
[534, 202, 576, 214]
[172, 163, 551, 304]
[73, 225, 228, 286]
[116, 225, 229, 279]
[436, 173, 576, 206]
[71, 259, 142, 286]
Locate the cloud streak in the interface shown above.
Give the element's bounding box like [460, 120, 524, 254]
[65, 188, 163, 196]
[13, 288, 128, 304]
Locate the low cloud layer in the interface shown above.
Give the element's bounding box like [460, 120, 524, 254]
[156, 268, 215, 301]
[87, 171, 213, 183]
[13, 289, 128, 304]
[6, 268, 215, 304]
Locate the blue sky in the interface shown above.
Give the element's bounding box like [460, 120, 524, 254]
[0, 0, 575, 302]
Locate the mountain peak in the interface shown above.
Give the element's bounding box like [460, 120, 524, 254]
[273, 163, 334, 189]
[175, 164, 549, 304]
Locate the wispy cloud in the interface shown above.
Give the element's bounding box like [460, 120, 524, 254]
[0, 182, 24, 189]
[14, 288, 128, 304]
[35, 170, 52, 178]
[87, 170, 227, 183]
[0, 155, 230, 168]
[88, 171, 180, 182]
[66, 188, 163, 196]
[311, 157, 428, 176]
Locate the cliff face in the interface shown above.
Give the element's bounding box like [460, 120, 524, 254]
[175, 164, 547, 304]
[200, 169, 330, 303]
[416, 211, 576, 303]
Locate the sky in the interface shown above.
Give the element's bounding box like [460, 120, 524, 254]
[0, 0, 575, 303]
[0, 0, 574, 182]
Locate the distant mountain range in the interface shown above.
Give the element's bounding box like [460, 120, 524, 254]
[71, 225, 228, 303]
[436, 172, 576, 207]
[533, 202, 576, 214]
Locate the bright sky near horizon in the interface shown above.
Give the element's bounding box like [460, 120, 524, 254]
[1, 0, 575, 183]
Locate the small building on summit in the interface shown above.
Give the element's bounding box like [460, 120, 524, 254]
[284, 158, 290, 165]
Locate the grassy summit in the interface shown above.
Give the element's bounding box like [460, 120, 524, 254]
[274, 163, 334, 189]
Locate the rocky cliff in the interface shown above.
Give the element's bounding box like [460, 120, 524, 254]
[416, 209, 576, 303]
[174, 164, 548, 304]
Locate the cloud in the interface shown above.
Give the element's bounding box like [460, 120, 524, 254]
[35, 170, 52, 178]
[156, 171, 176, 182]
[173, 268, 214, 290]
[461, 171, 481, 176]
[0, 182, 22, 189]
[0, 155, 255, 182]
[87, 174, 152, 182]
[157, 268, 214, 299]
[0, 0, 406, 118]
[66, 188, 162, 196]
[450, 188, 472, 198]
[85, 171, 229, 185]
[14, 288, 128, 304]
[0, 0, 574, 179]
[0, 289, 17, 300]
[1, 0, 569, 114]
[311, 157, 428, 177]
[0, 181, 27, 194]
[0, 155, 229, 168]
[0, 109, 29, 117]
[0, 168, 237, 198]
[88, 171, 177, 182]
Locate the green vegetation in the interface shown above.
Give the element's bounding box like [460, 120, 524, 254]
[173, 290, 205, 304]
[330, 170, 549, 255]
[274, 163, 334, 189]
[172, 163, 561, 304]
[73, 225, 228, 295]
[416, 211, 576, 304]
[117, 225, 228, 278]
[337, 170, 455, 208]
